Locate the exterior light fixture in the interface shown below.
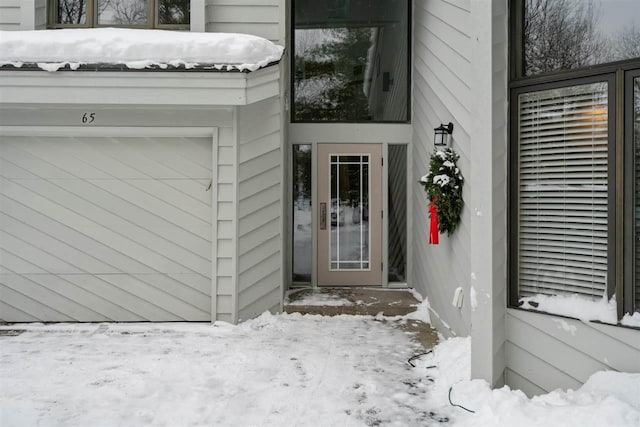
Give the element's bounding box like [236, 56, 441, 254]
[434, 122, 454, 146]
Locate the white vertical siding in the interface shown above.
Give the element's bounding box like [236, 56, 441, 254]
[411, 0, 472, 337]
[236, 96, 282, 320]
[204, 0, 283, 44]
[0, 0, 21, 30]
[505, 309, 640, 396]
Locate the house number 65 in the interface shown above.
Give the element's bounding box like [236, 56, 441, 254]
[82, 113, 96, 124]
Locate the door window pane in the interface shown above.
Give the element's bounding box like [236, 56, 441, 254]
[524, 0, 640, 76]
[98, 0, 149, 25]
[293, 0, 409, 122]
[388, 144, 407, 282]
[517, 82, 609, 300]
[330, 155, 370, 270]
[293, 145, 312, 282]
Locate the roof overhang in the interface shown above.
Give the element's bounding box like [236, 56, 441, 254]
[0, 63, 281, 106]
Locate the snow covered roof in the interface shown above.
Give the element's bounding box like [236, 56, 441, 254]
[0, 28, 285, 72]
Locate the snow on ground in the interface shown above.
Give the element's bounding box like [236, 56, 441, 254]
[1, 306, 639, 427]
[0, 28, 284, 72]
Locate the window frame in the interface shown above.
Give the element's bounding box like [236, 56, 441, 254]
[47, 0, 190, 30]
[508, 0, 640, 323]
[289, 0, 412, 124]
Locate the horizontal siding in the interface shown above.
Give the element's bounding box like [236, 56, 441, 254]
[204, 0, 282, 44]
[215, 126, 236, 320]
[412, 0, 472, 337]
[506, 309, 640, 396]
[236, 96, 282, 321]
[0, 135, 213, 322]
[0, 0, 20, 29]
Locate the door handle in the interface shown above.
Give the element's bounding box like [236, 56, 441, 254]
[320, 202, 327, 230]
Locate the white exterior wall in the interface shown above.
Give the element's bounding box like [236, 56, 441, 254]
[412, 0, 473, 337]
[0, 0, 45, 30]
[412, 0, 508, 387]
[236, 96, 283, 320]
[506, 309, 640, 396]
[204, 0, 285, 44]
[0, 0, 21, 29]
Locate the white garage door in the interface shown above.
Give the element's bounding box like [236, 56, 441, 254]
[0, 135, 212, 321]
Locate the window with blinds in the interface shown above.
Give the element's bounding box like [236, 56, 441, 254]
[517, 82, 609, 301]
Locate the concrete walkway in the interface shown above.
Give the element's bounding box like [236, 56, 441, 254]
[284, 287, 439, 349]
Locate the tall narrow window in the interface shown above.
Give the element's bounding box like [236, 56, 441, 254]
[388, 144, 407, 282]
[516, 81, 610, 300]
[293, 145, 312, 282]
[292, 0, 410, 122]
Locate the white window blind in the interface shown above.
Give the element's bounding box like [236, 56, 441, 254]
[518, 82, 609, 300]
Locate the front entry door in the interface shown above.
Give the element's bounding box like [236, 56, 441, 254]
[317, 144, 382, 286]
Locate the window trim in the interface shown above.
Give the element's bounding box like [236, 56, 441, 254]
[48, 0, 190, 29]
[508, 1, 640, 323]
[508, 73, 618, 308]
[624, 69, 640, 315]
[289, 0, 412, 124]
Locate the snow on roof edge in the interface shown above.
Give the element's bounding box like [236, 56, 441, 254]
[0, 28, 285, 73]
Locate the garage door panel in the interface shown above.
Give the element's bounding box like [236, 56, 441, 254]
[0, 212, 120, 274]
[134, 273, 211, 313]
[61, 137, 151, 179]
[1, 272, 116, 321]
[0, 247, 49, 274]
[123, 179, 212, 223]
[14, 136, 114, 179]
[0, 300, 39, 322]
[7, 177, 211, 276]
[0, 140, 76, 179]
[164, 178, 212, 205]
[0, 281, 76, 322]
[0, 195, 156, 274]
[61, 274, 185, 321]
[97, 274, 209, 321]
[86, 179, 211, 237]
[168, 272, 211, 296]
[53, 178, 211, 257]
[0, 135, 213, 322]
[132, 138, 211, 171]
[0, 230, 84, 274]
[131, 138, 213, 179]
[85, 137, 203, 180]
[0, 157, 39, 179]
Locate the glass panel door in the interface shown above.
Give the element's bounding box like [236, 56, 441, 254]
[317, 144, 382, 286]
[329, 154, 370, 270]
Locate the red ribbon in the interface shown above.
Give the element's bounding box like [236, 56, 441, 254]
[428, 201, 439, 245]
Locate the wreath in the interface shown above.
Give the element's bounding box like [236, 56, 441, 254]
[419, 148, 464, 236]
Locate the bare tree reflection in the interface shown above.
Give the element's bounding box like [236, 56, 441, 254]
[524, 0, 609, 75]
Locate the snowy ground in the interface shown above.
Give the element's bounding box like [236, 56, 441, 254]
[1, 307, 639, 427]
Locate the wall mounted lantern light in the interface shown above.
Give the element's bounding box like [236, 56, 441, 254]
[433, 122, 454, 146]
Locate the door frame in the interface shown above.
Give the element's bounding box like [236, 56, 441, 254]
[286, 123, 413, 289]
[317, 143, 383, 286]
